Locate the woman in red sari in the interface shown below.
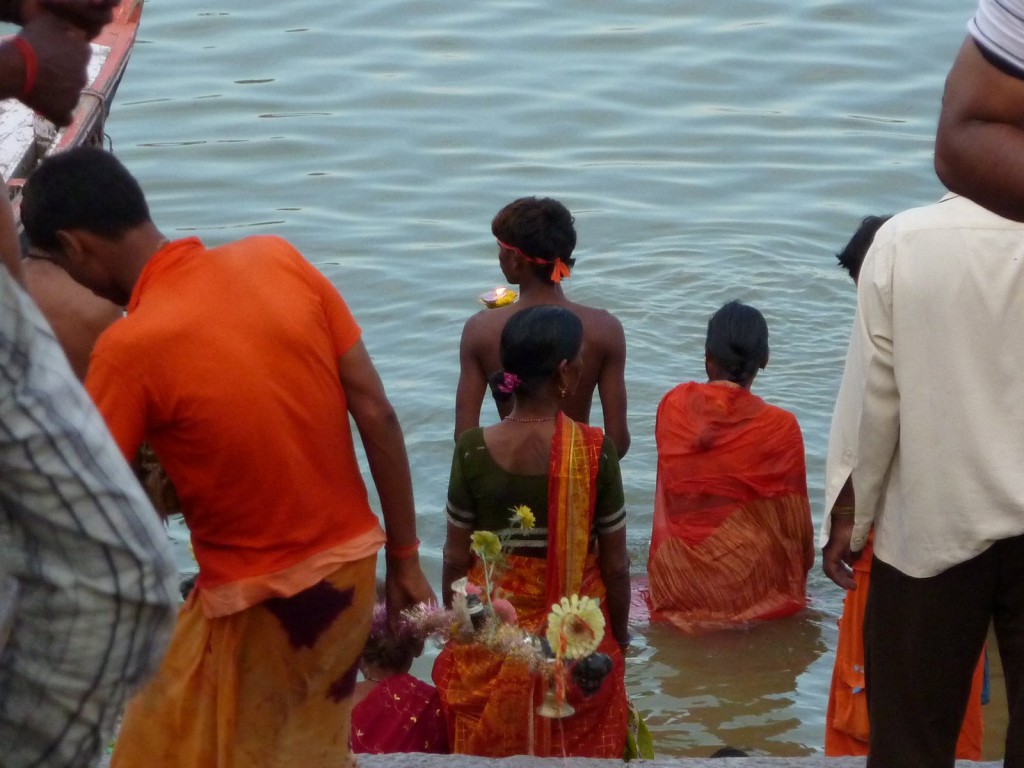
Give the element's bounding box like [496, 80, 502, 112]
[434, 305, 630, 758]
[648, 301, 814, 633]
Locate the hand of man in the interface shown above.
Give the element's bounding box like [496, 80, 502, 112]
[10, 14, 90, 126]
[821, 516, 860, 590]
[384, 556, 436, 629]
[18, 0, 117, 39]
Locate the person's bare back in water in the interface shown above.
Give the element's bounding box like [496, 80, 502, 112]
[454, 197, 630, 457]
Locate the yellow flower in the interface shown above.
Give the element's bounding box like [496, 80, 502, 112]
[546, 594, 605, 660]
[470, 530, 502, 561]
[510, 505, 535, 530]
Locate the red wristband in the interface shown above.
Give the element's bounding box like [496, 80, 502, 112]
[11, 36, 36, 99]
[385, 538, 420, 560]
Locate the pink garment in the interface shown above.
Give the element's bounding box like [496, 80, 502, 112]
[350, 674, 449, 754]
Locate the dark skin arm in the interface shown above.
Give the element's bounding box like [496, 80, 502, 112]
[6, 0, 117, 38]
[0, 14, 89, 127]
[597, 316, 630, 458]
[821, 476, 860, 591]
[454, 318, 487, 441]
[441, 521, 472, 609]
[935, 37, 1024, 222]
[337, 340, 436, 622]
[597, 526, 631, 649]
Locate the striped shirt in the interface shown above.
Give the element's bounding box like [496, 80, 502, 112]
[446, 428, 626, 553]
[0, 272, 177, 767]
[969, 0, 1024, 77]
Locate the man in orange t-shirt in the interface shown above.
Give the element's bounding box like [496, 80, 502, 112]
[20, 147, 434, 768]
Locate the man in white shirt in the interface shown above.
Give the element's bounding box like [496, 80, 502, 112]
[821, 194, 1024, 767]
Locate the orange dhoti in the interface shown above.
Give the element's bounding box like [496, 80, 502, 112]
[824, 534, 985, 758]
[111, 556, 376, 768]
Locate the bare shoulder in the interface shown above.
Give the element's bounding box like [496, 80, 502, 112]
[566, 302, 625, 347]
[461, 305, 516, 351]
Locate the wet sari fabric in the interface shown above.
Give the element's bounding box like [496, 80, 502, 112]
[648, 382, 813, 632]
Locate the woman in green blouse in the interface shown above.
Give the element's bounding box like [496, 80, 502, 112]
[433, 305, 630, 758]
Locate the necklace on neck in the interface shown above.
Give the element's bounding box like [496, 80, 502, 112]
[504, 415, 557, 423]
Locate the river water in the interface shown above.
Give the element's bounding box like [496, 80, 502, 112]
[105, 0, 999, 758]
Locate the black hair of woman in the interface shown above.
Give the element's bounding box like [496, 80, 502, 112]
[704, 300, 769, 388]
[489, 305, 584, 400]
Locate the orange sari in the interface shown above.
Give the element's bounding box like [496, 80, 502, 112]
[433, 415, 628, 757]
[648, 382, 813, 633]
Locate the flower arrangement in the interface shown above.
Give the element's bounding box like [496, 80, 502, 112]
[402, 504, 615, 718]
[546, 594, 605, 660]
[479, 285, 519, 309]
[468, 505, 536, 621]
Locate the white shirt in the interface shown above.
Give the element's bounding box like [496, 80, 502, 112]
[824, 194, 1024, 578]
[0, 271, 177, 767]
[970, 0, 1024, 75]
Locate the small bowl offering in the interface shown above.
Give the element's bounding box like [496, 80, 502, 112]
[479, 286, 518, 309]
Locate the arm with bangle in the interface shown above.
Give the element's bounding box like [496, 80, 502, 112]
[337, 339, 436, 624]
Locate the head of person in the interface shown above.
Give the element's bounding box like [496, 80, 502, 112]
[488, 305, 584, 403]
[21, 146, 153, 305]
[710, 746, 748, 758]
[704, 300, 769, 389]
[835, 214, 891, 284]
[360, 602, 422, 681]
[491, 197, 577, 286]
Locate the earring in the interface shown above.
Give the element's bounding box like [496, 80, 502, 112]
[558, 386, 567, 398]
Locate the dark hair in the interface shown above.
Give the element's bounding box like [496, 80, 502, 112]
[489, 305, 583, 400]
[836, 214, 891, 282]
[491, 197, 577, 283]
[710, 746, 748, 758]
[705, 300, 769, 385]
[360, 603, 422, 674]
[21, 146, 151, 251]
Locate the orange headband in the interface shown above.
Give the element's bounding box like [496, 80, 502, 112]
[497, 239, 572, 283]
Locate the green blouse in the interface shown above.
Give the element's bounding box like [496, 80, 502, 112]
[445, 427, 626, 557]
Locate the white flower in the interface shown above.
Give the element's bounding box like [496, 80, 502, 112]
[546, 594, 605, 660]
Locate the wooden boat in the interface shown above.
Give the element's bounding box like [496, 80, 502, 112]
[2, 0, 143, 210]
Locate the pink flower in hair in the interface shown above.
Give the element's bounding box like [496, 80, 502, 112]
[497, 371, 521, 394]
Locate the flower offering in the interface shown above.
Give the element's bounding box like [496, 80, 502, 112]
[479, 285, 518, 308]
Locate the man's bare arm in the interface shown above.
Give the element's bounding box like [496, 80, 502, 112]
[337, 340, 435, 620]
[935, 37, 1024, 222]
[454, 318, 487, 441]
[596, 315, 630, 457]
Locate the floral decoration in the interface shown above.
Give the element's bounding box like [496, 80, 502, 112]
[546, 594, 605, 660]
[470, 530, 502, 561]
[510, 504, 536, 529]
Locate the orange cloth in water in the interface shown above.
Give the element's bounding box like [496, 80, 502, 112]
[824, 532, 985, 758]
[110, 556, 376, 768]
[648, 382, 813, 632]
[433, 415, 628, 758]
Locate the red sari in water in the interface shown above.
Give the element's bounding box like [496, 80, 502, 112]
[433, 415, 628, 757]
[647, 382, 814, 633]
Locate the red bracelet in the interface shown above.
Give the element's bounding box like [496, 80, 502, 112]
[11, 36, 36, 99]
[385, 538, 420, 560]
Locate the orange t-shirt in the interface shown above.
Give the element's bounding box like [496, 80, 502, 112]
[86, 237, 383, 615]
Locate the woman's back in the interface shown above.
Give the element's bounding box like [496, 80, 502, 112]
[648, 381, 813, 633]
